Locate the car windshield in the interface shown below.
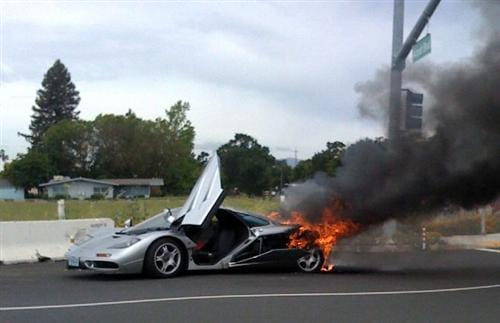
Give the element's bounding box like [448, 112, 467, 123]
[118, 208, 181, 234]
[239, 213, 270, 227]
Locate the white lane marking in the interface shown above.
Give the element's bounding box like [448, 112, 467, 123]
[475, 248, 500, 254]
[1, 284, 500, 311]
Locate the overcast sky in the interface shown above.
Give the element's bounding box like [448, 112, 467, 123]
[0, 0, 481, 165]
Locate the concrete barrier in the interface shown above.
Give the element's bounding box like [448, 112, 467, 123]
[441, 233, 500, 248]
[0, 218, 114, 264]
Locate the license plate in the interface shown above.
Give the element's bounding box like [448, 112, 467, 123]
[68, 256, 79, 267]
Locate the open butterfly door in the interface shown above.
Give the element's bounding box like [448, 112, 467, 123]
[178, 154, 224, 226]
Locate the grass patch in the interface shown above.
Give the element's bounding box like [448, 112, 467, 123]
[0, 196, 280, 226]
[222, 196, 279, 215]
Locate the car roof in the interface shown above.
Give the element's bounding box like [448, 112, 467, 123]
[220, 207, 276, 223]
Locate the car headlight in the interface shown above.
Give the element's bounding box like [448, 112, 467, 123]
[109, 237, 141, 249]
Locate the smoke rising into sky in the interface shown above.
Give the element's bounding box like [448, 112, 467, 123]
[284, 0, 500, 226]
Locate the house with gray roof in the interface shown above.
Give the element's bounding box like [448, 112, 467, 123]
[39, 177, 164, 199]
[106, 178, 164, 198]
[0, 179, 25, 200]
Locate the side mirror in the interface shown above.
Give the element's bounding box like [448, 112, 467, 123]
[124, 218, 133, 228]
[251, 228, 263, 237]
[164, 208, 175, 224]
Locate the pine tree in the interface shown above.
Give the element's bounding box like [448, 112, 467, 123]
[20, 59, 80, 147]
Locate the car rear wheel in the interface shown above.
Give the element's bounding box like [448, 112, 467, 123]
[144, 238, 187, 278]
[297, 248, 324, 273]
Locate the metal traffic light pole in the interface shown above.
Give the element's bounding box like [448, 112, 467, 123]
[388, 0, 442, 142]
[388, 0, 405, 143]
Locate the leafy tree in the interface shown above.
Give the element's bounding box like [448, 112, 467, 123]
[20, 59, 80, 147]
[292, 141, 346, 181]
[92, 111, 153, 178]
[41, 120, 95, 177]
[9, 97, 199, 194]
[91, 102, 198, 194]
[3, 151, 53, 191]
[217, 133, 277, 195]
[155, 101, 198, 194]
[311, 141, 346, 176]
[196, 151, 210, 166]
[270, 159, 293, 193]
[292, 159, 314, 181]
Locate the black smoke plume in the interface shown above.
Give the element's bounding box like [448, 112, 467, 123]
[284, 1, 500, 226]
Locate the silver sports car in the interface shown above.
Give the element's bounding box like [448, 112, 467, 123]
[66, 154, 324, 278]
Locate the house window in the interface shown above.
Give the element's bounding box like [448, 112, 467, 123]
[93, 187, 108, 195]
[52, 186, 66, 194]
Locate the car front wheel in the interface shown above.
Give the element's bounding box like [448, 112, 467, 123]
[297, 248, 324, 273]
[144, 238, 187, 278]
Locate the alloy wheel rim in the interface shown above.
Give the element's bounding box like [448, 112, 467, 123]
[298, 249, 322, 272]
[154, 242, 181, 275]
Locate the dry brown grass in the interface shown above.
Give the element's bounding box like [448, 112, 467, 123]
[423, 209, 499, 236]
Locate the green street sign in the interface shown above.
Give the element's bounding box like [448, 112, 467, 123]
[413, 33, 431, 62]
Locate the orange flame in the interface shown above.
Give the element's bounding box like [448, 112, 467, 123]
[268, 204, 359, 271]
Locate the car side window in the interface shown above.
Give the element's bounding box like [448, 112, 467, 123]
[239, 213, 270, 227]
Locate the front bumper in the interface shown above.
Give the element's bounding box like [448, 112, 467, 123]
[65, 248, 144, 274]
[67, 257, 120, 272]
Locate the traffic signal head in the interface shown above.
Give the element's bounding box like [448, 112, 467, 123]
[404, 90, 423, 131]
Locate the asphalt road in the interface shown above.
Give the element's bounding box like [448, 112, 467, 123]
[1, 250, 499, 323]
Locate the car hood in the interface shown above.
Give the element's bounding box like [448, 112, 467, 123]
[70, 229, 148, 252]
[69, 228, 115, 250]
[177, 153, 224, 226]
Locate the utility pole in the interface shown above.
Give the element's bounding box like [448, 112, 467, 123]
[480, 208, 486, 235]
[388, 0, 441, 142]
[388, 0, 405, 142]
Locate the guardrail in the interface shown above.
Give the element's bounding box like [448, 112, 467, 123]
[0, 218, 114, 264]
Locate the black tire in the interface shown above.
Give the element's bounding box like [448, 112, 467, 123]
[296, 248, 324, 273]
[144, 238, 188, 278]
